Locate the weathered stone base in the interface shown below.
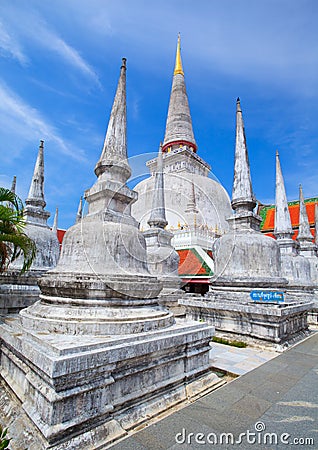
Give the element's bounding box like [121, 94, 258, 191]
[307, 298, 318, 327]
[158, 278, 186, 317]
[180, 286, 313, 348]
[0, 317, 221, 449]
[0, 270, 43, 316]
[159, 292, 186, 317]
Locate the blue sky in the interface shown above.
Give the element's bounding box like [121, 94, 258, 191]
[0, 0, 317, 229]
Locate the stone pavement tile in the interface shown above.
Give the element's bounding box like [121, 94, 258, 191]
[259, 409, 317, 447]
[230, 367, 247, 376]
[281, 351, 317, 368]
[110, 436, 148, 450]
[123, 409, 208, 450]
[183, 405, 256, 437]
[241, 358, 288, 378]
[290, 333, 318, 356]
[230, 393, 272, 420]
[267, 367, 307, 384]
[234, 361, 261, 371]
[248, 380, 294, 403]
[276, 369, 318, 402]
[196, 383, 246, 410]
[217, 352, 246, 362]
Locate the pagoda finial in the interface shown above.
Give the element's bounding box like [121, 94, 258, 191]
[174, 33, 184, 76]
[24, 140, 50, 226]
[76, 196, 83, 224]
[231, 98, 256, 212]
[52, 207, 58, 233]
[26, 140, 46, 207]
[94, 58, 131, 183]
[297, 185, 313, 242]
[162, 36, 197, 152]
[148, 144, 168, 229]
[274, 151, 293, 238]
[10, 175, 16, 194]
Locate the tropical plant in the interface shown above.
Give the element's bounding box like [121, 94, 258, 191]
[0, 424, 11, 449]
[0, 187, 36, 273]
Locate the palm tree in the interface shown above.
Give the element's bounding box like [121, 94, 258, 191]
[0, 187, 36, 273]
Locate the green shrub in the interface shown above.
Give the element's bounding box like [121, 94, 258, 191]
[212, 336, 247, 348]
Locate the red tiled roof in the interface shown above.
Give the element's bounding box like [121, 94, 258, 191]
[177, 248, 212, 277]
[259, 197, 317, 240]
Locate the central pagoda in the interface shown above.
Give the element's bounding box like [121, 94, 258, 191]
[132, 35, 232, 249]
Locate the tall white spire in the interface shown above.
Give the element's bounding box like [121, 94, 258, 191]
[297, 185, 313, 242]
[52, 207, 58, 234]
[231, 98, 256, 213]
[26, 140, 45, 206]
[148, 144, 167, 229]
[274, 151, 293, 238]
[25, 140, 50, 226]
[162, 34, 197, 153]
[94, 58, 130, 184]
[10, 175, 16, 194]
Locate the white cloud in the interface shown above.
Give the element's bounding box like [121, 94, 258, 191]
[0, 21, 28, 65]
[0, 5, 100, 88]
[0, 80, 87, 162]
[29, 24, 101, 88]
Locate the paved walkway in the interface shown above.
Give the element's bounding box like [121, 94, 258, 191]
[209, 342, 278, 376]
[111, 333, 318, 449]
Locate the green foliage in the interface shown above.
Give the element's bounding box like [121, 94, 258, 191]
[0, 424, 11, 449]
[212, 336, 247, 348]
[0, 187, 36, 273]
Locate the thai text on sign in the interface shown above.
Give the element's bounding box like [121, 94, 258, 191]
[250, 290, 284, 303]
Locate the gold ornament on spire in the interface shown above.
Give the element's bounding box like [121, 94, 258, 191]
[174, 33, 184, 76]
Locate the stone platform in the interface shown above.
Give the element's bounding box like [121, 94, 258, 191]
[0, 270, 42, 315]
[180, 286, 313, 348]
[0, 316, 222, 449]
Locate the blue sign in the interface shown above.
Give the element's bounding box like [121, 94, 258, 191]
[250, 290, 284, 303]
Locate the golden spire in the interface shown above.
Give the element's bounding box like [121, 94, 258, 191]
[174, 33, 184, 76]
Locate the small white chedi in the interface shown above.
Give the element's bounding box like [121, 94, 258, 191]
[0, 141, 60, 315]
[180, 98, 313, 346]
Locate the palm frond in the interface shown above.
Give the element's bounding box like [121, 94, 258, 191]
[0, 232, 36, 273]
[0, 187, 36, 273]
